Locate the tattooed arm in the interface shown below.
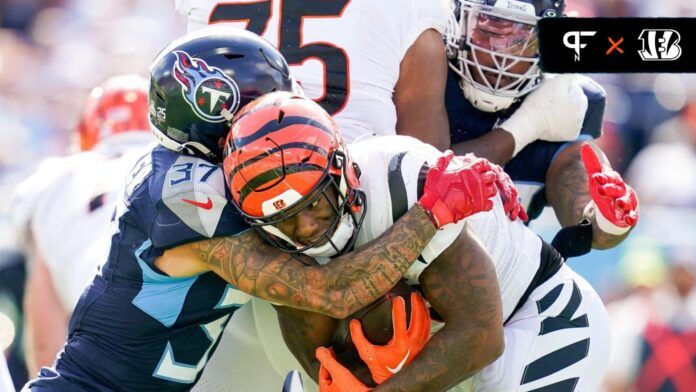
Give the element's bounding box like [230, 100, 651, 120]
[157, 205, 436, 319]
[546, 141, 629, 249]
[377, 222, 504, 392]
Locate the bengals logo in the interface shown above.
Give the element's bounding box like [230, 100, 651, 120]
[638, 29, 682, 61]
[273, 199, 287, 211]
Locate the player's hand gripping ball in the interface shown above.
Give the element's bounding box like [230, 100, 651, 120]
[350, 292, 431, 384]
[316, 347, 372, 392]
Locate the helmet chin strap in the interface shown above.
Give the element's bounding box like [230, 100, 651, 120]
[261, 212, 356, 258]
[461, 79, 517, 113]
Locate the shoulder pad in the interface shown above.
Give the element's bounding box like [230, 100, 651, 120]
[159, 155, 230, 238]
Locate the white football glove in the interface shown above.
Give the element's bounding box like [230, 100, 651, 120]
[500, 74, 589, 156]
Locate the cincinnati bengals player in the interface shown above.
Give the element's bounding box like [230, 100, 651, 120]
[176, 0, 452, 149]
[222, 92, 611, 392]
[11, 74, 153, 375]
[23, 27, 497, 392]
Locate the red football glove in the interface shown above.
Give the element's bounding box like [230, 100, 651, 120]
[418, 151, 498, 228]
[581, 143, 639, 235]
[490, 164, 528, 222]
[349, 292, 431, 384]
[316, 347, 372, 392]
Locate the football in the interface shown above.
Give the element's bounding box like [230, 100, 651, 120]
[332, 279, 416, 352]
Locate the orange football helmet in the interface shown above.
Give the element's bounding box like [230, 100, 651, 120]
[223, 92, 365, 256]
[77, 74, 150, 151]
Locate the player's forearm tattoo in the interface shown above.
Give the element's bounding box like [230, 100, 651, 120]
[377, 223, 504, 392]
[546, 143, 628, 249]
[191, 205, 436, 318]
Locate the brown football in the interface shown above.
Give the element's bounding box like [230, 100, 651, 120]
[332, 279, 415, 352]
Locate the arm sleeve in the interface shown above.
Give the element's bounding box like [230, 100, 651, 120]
[505, 74, 606, 184]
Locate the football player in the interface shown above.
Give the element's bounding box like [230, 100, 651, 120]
[222, 92, 611, 391]
[23, 27, 496, 391]
[11, 74, 153, 375]
[177, 0, 638, 257]
[176, 0, 453, 150]
[444, 0, 639, 255]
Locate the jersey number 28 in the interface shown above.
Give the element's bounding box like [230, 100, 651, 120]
[209, 0, 350, 115]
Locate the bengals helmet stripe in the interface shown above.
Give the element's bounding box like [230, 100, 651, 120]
[226, 142, 329, 180]
[237, 163, 325, 206]
[223, 91, 365, 256]
[228, 116, 334, 152]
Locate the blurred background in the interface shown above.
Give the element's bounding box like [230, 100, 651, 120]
[1, 0, 695, 391]
[0, 0, 185, 388]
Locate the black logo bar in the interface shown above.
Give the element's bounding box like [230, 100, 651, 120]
[538, 18, 696, 73]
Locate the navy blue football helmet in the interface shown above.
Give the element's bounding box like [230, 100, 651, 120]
[149, 26, 296, 162]
[446, 0, 565, 112]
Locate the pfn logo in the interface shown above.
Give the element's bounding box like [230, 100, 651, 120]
[563, 31, 597, 61]
[638, 29, 682, 61]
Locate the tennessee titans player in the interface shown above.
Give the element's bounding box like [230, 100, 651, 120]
[23, 26, 494, 391]
[444, 0, 639, 256]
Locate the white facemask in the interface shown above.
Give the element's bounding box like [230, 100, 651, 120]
[302, 212, 355, 257]
[261, 212, 356, 258]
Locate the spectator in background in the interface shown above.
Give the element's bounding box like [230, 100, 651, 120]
[603, 103, 696, 391]
[603, 243, 696, 392]
[627, 99, 696, 207]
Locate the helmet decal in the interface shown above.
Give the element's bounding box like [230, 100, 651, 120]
[172, 50, 240, 123]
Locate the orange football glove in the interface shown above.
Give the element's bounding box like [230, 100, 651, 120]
[316, 347, 371, 392]
[349, 292, 431, 384]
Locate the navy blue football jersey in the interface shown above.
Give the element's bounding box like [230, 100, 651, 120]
[27, 146, 251, 391]
[445, 69, 606, 220]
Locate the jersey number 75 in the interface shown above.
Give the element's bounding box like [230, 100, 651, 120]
[209, 0, 350, 115]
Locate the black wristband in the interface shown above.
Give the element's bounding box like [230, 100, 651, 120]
[551, 218, 593, 259]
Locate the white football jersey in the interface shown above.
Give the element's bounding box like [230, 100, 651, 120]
[350, 135, 542, 320]
[196, 136, 546, 392]
[176, 0, 450, 142]
[11, 135, 153, 311]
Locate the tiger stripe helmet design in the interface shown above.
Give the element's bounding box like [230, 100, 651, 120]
[223, 92, 365, 256]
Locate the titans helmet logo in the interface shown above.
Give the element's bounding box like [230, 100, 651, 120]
[172, 51, 240, 123]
